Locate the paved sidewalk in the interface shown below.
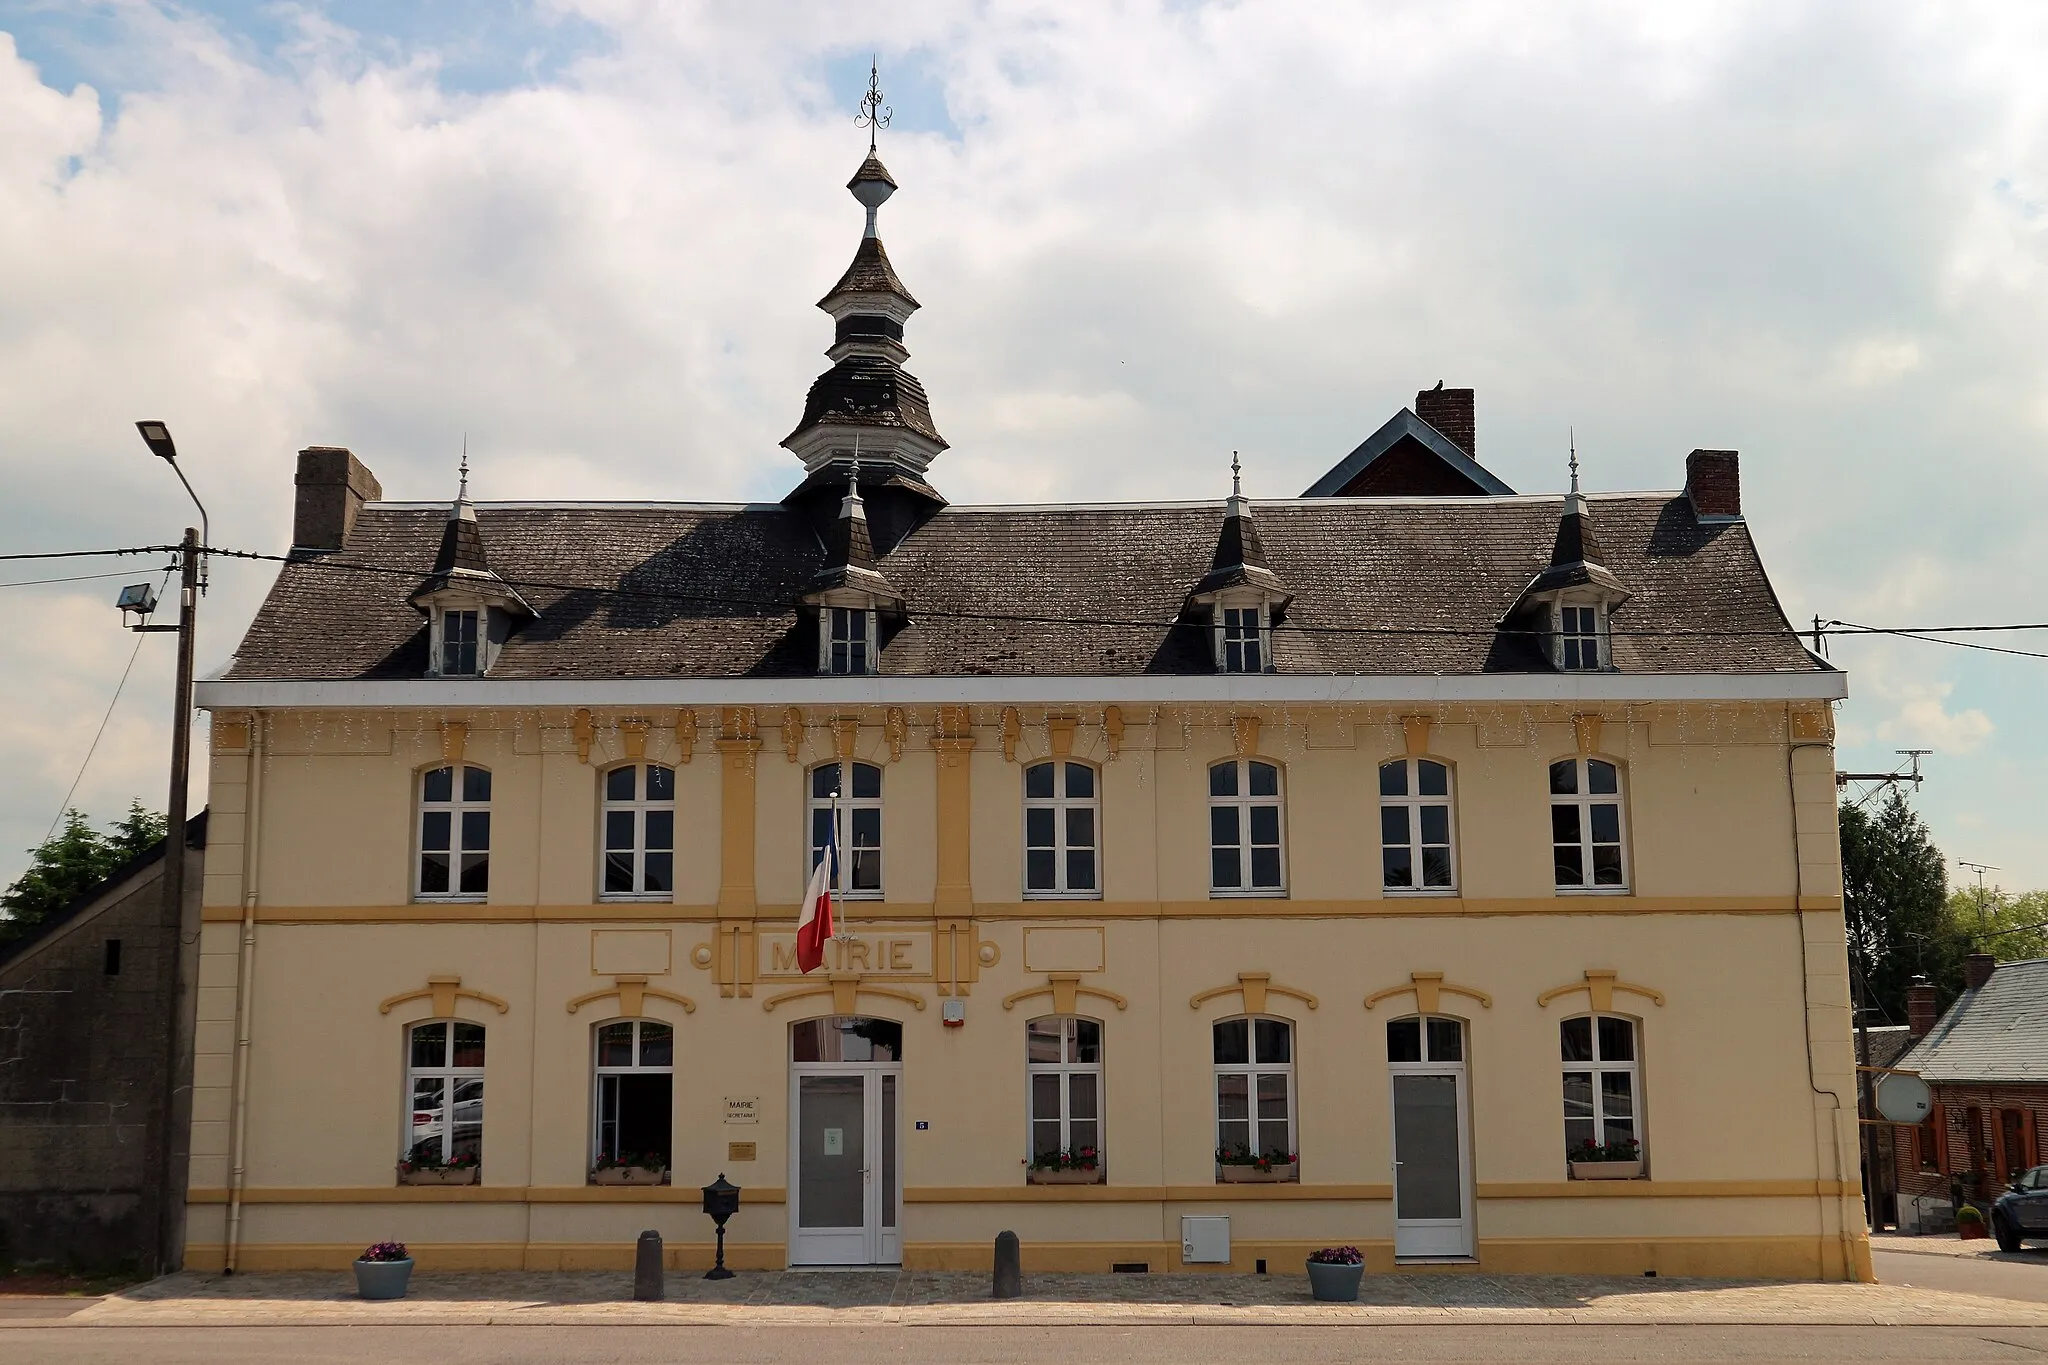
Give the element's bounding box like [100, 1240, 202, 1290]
[9, 1269, 2048, 1329]
[1871, 1231, 2048, 1263]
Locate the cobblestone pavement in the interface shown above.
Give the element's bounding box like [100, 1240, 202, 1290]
[8, 1269, 2044, 1329]
[1871, 1232, 2048, 1262]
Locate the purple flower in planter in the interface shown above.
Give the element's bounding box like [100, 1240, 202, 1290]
[360, 1241, 410, 1263]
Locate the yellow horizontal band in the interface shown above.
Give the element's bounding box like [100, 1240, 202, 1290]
[186, 1185, 787, 1205]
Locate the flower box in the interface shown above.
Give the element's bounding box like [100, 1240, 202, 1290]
[1959, 1222, 1989, 1240]
[1219, 1162, 1299, 1183]
[398, 1166, 478, 1186]
[1027, 1167, 1103, 1185]
[1570, 1160, 1645, 1181]
[591, 1166, 667, 1186]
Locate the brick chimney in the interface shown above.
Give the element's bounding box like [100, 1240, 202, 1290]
[1414, 385, 1475, 456]
[1964, 953, 1997, 991]
[1685, 449, 1741, 520]
[294, 447, 381, 552]
[1906, 976, 1938, 1039]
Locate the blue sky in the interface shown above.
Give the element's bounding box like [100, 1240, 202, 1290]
[1, 0, 2044, 893]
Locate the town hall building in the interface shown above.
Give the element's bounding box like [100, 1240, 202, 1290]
[182, 140, 1868, 1280]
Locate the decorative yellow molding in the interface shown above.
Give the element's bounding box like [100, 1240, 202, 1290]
[1363, 970, 1492, 1014]
[832, 717, 860, 762]
[378, 974, 509, 1018]
[1573, 713, 1603, 755]
[619, 718, 649, 761]
[1189, 971, 1318, 1014]
[933, 729, 977, 916]
[565, 974, 697, 1017]
[1790, 704, 1833, 743]
[571, 709, 595, 763]
[673, 710, 696, 764]
[721, 706, 757, 742]
[1047, 716, 1077, 757]
[715, 735, 761, 915]
[761, 974, 926, 1015]
[1401, 714, 1433, 757]
[1103, 706, 1124, 759]
[1001, 707, 1021, 762]
[886, 707, 907, 762]
[440, 720, 468, 764]
[781, 707, 805, 763]
[1231, 714, 1261, 757]
[1002, 973, 1129, 1015]
[1537, 968, 1666, 1012]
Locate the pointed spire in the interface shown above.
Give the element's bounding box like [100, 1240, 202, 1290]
[1507, 438, 1628, 608]
[451, 436, 475, 524]
[1192, 452, 1290, 603]
[410, 447, 536, 619]
[805, 440, 903, 604]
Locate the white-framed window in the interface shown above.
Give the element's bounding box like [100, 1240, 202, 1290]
[809, 761, 883, 898]
[1027, 1016, 1103, 1166]
[1385, 1013, 1465, 1065]
[440, 608, 481, 675]
[1213, 1016, 1296, 1172]
[1218, 603, 1269, 673]
[1561, 1015, 1641, 1161]
[592, 1019, 673, 1175]
[601, 763, 675, 899]
[1380, 757, 1456, 894]
[1023, 760, 1100, 898]
[405, 1020, 484, 1169]
[417, 764, 490, 899]
[1209, 758, 1284, 895]
[1549, 757, 1627, 891]
[1558, 603, 1603, 671]
[822, 606, 876, 675]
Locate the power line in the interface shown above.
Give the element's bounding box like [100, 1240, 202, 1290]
[1825, 619, 2048, 661]
[40, 567, 170, 843]
[0, 546, 183, 562]
[0, 570, 162, 590]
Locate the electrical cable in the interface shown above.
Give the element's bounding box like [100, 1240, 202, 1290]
[0, 570, 159, 590]
[40, 567, 170, 843]
[0, 546, 182, 562]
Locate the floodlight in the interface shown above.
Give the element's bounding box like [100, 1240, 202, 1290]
[116, 583, 159, 614]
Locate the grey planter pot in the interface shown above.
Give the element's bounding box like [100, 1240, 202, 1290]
[354, 1257, 415, 1300]
[1306, 1260, 1364, 1302]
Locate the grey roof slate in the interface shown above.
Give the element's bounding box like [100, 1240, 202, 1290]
[224, 492, 1825, 682]
[1897, 960, 2048, 1084]
[819, 237, 918, 309]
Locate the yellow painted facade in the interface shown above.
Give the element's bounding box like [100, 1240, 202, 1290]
[183, 699, 1871, 1280]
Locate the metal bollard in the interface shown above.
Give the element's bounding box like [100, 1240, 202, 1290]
[633, 1229, 665, 1301]
[992, 1229, 1022, 1299]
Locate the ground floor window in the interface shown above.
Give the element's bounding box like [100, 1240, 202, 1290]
[593, 1019, 672, 1178]
[1213, 1016, 1295, 1175]
[405, 1021, 484, 1170]
[1561, 1014, 1641, 1163]
[1027, 1016, 1103, 1173]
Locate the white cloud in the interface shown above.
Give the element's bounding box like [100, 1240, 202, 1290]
[1874, 682, 1995, 756]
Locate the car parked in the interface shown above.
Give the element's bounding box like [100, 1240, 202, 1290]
[1992, 1165, 2048, 1252]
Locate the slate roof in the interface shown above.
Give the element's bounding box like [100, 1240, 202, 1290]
[1898, 961, 2048, 1084]
[819, 237, 918, 309]
[224, 492, 1824, 682]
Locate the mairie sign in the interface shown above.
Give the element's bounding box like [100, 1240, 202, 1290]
[757, 928, 931, 979]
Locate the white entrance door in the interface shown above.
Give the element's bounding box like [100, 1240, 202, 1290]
[1387, 1015, 1474, 1260]
[790, 1019, 901, 1266]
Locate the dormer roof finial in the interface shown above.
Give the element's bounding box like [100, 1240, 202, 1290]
[1568, 428, 1580, 496]
[452, 434, 476, 524]
[1231, 450, 1242, 498]
[857, 56, 891, 156]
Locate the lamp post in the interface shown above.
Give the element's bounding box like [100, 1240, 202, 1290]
[129, 420, 208, 1276]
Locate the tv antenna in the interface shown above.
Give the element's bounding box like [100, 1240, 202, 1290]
[1837, 749, 1930, 808]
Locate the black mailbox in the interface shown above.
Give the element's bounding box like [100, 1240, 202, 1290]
[701, 1172, 740, 1279]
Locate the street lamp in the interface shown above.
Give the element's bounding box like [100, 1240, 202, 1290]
[130, 419, 206, 1277]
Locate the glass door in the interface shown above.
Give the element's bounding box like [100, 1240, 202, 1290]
[1387, 1016, 1474, 1259]
[789, 1018, 902, 1265]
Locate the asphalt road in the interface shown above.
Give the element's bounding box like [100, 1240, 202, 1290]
[4, 1325, 2048, 1365]
[1874, 1247, 2048, 1305]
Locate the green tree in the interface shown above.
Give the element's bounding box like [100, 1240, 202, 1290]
[1946, 886, 2048, 964]
[1840, 790, 1970, 1021]
[0, 801, 165, 946]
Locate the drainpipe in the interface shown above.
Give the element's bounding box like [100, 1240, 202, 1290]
[225, 716, 265, 1273]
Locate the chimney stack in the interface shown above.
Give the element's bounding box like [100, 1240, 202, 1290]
[1964, 953, 1997, 992]
[1685, 449, 1741, 520]
[1414, 385, 1475, 456]
[1906, 976, 1938, 1039]
[294, 447, 381, 552]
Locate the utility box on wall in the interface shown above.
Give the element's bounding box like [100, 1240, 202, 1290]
[1181, 1215, 1230, 1264]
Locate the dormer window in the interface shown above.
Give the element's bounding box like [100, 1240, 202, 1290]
[824, 606, 875, 675]
[1558, 604, 1603, 672]
[1212, 602, 1273, 674]
[441, 609, 480, 676]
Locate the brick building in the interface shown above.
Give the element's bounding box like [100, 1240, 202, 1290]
[1890, 955, 2048, 1233]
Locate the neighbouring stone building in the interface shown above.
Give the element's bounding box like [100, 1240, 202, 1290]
[1889, 956, 2048, 1233]
[0, 818, 205, 1271]
[179, 144, 1868, 1280]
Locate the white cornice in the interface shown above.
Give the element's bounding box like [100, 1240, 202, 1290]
[195, 671, 1847, 711]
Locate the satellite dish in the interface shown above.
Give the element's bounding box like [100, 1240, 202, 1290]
[1875, 1072, 1933, 1123]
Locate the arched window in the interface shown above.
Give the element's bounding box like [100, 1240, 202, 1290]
[592, 1019, 673, 1179]
[1209, 759, 1285, 896]
[809, 761, 883, 897]
[417, 764, 490, 899]
[1549, 757, 1627, 891]
[1380, 758, 1455, 893]
[602, 763, 675, 898]
[405, 1021, 484, 1173]
[1213, 1016, 1295, 1176]
[1023, 761, 1100, 898]
[1027, 1017, 1103, 1173]
[1561, 1015, 1641, 1163]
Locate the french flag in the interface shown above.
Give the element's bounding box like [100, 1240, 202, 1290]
[796, 839, 836, 974]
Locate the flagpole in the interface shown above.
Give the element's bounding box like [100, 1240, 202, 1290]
[834, 773, 850, 946]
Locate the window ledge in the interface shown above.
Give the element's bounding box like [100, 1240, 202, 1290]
[1209, 890, 1289, 900]
[414, 895, 488, 905]
[1022, 892, 1105, 902]
[1554, 887, 1632, 898]
[1383, 889, 1459, 899]
[598, 894, 675, 904]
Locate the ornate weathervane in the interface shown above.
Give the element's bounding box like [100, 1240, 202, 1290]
[856, 56, 891, 153]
